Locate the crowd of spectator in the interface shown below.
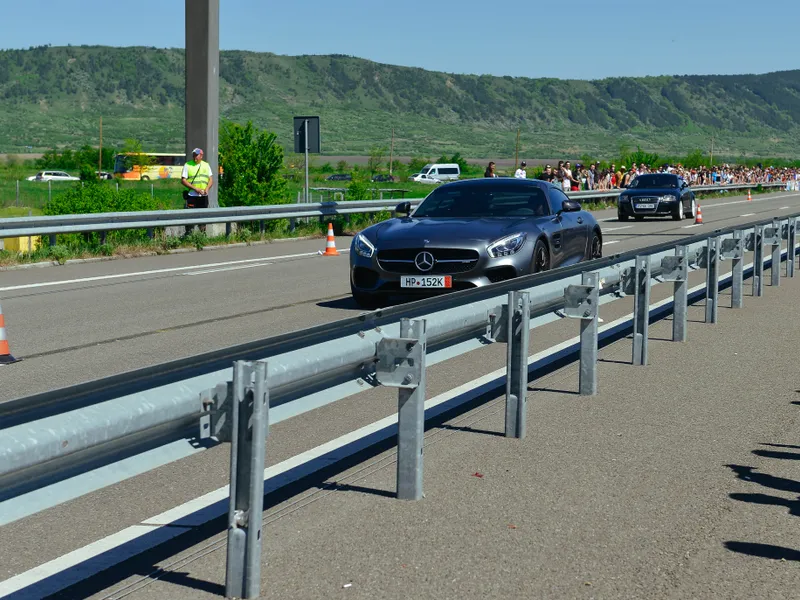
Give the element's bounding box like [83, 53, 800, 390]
[490, 159, 800, 192]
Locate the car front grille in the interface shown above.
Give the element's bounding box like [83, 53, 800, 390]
[377, 248, 480, 275]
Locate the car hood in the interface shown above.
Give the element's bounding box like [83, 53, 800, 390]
[622, 187, 680, 196]
[367, 217, 535, 247]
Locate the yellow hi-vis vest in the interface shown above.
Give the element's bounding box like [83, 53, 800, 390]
[186, 160, 212, 190]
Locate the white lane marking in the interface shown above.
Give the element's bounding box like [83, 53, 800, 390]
[701, 192, 800, 209]
[780, 206, 789, 210]
[184, 262, 273, 276]
[682, 224, 702, 229]
[0, 249, 349, 292]
[740, 213, 755, 217]
[0, 263, 764, 598]
[602, 226, 632, 232]
[603, 240, 620, 245]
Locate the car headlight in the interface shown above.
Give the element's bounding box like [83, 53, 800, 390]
[659, 194, 677, 202]
[619, 195, 631, 203]
[354, 234, 375, 258]
[487, 233, 527, 258]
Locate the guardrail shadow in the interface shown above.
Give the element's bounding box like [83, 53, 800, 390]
[724, 435, 800, 563]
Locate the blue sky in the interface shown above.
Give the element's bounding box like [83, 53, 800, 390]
[2, 0, 798, 80]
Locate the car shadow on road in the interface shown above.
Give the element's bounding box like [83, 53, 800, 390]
[317, 296, 363, 310]
[435, 423, 506, 438]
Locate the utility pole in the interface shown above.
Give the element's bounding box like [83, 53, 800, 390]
[98, 116, 103, 179]
[710, 134, 714, 167]
[389, 127, 395, 177]
[514, 128, 520, 171]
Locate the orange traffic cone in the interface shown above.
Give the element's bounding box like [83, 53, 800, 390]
[0, 301, 19, 365]
[695, 204, 704, 225]
[322, 222, 340, 256]
[747, 189, 752, 202]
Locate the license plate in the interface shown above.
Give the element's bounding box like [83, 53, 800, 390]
[400, 275, 452, 288]
[636, 203, 655, 209]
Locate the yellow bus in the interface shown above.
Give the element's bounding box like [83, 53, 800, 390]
[113, 152, 186, 180]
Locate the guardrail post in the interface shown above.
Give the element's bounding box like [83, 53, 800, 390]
[632, 255, 651, 366]
[99, 231, 107, 246]
[661, 246, 688, 341]
[753, 225, 764, 297]
[786, 219, 796, 278]
[728, 231, 744, 308]
[259, 220, 265, 235]
[704, 236, 719, 324]
[146, 228, 155, 240]
[562, 272, 600, 395]
[48, 234, 56, 247]
[225, 222, 232, 238]
[376, 318, 427, 500]
[225, 360, 269, 600]
[769, 218, 781, 287]
[505, 291, 530, 438]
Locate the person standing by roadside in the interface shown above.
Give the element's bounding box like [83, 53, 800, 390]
[514, 161, 527, 179]
[181, 147, 214, 234]
[484, 161, 498, 177]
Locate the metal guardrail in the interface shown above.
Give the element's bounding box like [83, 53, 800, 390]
[0, 182, 785, 240]
[2, 209, 799, 597]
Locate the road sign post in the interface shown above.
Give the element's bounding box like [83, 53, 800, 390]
[294, 116, 320, 205]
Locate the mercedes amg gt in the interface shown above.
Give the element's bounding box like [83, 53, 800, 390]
[349, 178, 602, 308]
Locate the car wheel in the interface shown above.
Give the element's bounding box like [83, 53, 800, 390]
[532, 238, 551, 273]
[589, 231, 602, 260]
[618, 212, 629, 222]
[351, 285, 384, 310]
[687, 197, 697, 219]
[672, 201, 684, 221]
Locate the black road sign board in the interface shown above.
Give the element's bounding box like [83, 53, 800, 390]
[293, 116, 320, 154]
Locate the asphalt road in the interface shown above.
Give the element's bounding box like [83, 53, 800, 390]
[2, 189, 800, 402]
[3, 228, 800, 599]
[2, 188, 800, 598]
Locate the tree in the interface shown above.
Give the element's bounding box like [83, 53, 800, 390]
[218, 120, 287, 209]
[336, 160, 349, 173]
[367, 146, 386, 175]
[121, 138, 154, 179]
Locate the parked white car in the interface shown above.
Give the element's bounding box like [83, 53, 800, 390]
[26, 171, 80, 182]
[408, 173, 442, 184]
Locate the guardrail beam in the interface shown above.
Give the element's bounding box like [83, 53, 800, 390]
[504, 291, 530, 438]
[766, 218, 781, 287]
[225, 360, 269, 600]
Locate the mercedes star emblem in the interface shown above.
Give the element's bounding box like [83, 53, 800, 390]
[414, 251, 435, 272]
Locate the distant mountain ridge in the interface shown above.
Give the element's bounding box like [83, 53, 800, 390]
[0, 45, 798, 159]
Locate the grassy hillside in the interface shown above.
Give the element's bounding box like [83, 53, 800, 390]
[1, 45, 799, 159]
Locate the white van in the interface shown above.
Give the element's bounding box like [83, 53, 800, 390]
[419, 163, 461, 181]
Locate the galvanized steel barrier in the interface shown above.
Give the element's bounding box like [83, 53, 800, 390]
[1, 208, 800, 598]
[0, 182, 784, 241]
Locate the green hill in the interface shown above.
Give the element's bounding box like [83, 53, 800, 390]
[1, 45, 799, 160]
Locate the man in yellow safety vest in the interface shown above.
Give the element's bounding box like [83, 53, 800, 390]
[181, 147, 213, 234]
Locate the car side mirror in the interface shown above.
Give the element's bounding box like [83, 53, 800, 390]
[560, 200, 581, 213]
[395, 201, 412, 217]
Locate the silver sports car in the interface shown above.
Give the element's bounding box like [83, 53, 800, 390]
[349, 177, 602, 308]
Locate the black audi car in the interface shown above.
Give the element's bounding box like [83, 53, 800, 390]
[349, 178, 602, 308]
[617, 173, 697, 221]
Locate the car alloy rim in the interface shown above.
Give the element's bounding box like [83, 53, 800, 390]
[592, 236, 601, 258]
[536, 245, 547, 270]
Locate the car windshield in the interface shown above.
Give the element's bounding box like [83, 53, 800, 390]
[413, 184, 550, 218]
[628, 174, 678, 189]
